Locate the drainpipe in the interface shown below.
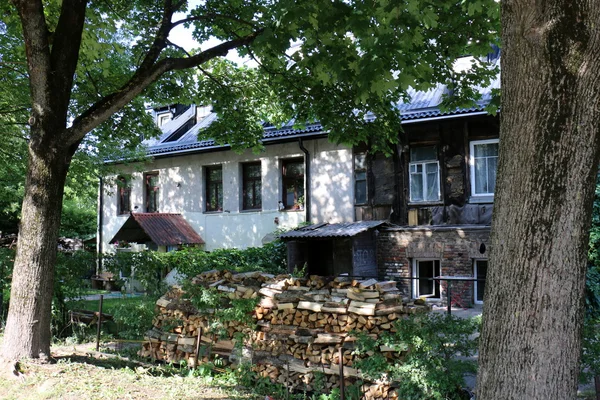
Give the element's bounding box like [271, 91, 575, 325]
[299, 139, 311, 223]
[97, 176, 104, 275]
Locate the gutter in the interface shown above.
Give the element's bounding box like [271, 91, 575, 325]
[97, 176, 104, 274]
[400, 111, 490, 124]
[299, 138, 311, 223]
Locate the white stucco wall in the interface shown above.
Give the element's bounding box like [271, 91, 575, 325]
[101, 138, 355, 252]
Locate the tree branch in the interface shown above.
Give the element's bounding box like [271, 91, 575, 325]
[171, 14, 257, 30]
[66, 30, 263, 145]
[49, 0, 88, 121]
[10, 0, 51, 117]
[137, 0, 177, 72]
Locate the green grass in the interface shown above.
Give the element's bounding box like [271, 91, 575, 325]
[68, 296, 150, 316]
[0, 342, 252, 400]
[81, 289, 112, 295]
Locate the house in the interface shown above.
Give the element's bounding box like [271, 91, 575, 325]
[100, 59, 499, 305]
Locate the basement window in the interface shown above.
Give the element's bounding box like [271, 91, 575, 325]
[412, 259, 441, 299]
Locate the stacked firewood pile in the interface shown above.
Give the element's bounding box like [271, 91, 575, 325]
[140, 270, 430, 399]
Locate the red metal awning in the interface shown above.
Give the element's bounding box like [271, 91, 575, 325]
[109, 213, 204, 246]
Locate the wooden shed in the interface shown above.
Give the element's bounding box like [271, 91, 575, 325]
[279, 221, 388, 278]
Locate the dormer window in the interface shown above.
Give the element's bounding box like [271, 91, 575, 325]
[157, 112, 171, 127]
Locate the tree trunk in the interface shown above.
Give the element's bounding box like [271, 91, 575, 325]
[477, 1, 600, 399]
[1, 135, 70, 359]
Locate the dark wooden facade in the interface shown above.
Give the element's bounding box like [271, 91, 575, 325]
[355, 114, 500, 226]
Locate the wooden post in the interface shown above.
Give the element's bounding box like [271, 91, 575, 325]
[95, 295, 104, 351]
[595, 375, 600, 400]
[339, 347, 345, 400]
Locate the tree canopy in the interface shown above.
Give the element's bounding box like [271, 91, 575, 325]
[0, 0, 501, 367]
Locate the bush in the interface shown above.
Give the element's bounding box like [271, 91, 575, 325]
[101, 240, 286, 296]
[111, 298, 156, 339]
[353, 313, 479, 400]
[172, 240, 287, 279]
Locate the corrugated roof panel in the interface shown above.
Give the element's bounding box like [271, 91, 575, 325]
[280, 220, 388, 239]
[110, 213, 205, 246]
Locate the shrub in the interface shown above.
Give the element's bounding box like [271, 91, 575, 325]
[353, 313, 479, 400]
[111, 298, 156, 339]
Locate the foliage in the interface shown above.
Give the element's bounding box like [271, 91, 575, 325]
[0, 248, 14, 324]
[111, 298, 157, 340]
[164, 240, 287, 280]
[587, 178, 600, 318]
[103, 250, 167, 296]
[353, 313, 479, 400]
[184, 284, 259, 339]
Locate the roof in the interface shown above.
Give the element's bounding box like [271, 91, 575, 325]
[144, 56, 499, 158]
[109, 213, 205, 246]
[279, 220, 388, 239]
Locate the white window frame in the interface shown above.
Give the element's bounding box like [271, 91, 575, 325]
[470, 139, 499, 197]
[473, 259, 488, 304]
[408, 158, 440, 203]
[412, 259, 441, 299]
[157, 112, 172, 127]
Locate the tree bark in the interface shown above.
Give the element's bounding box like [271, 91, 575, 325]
[477, 1, 600, 399]
[2, 134, 71, 359]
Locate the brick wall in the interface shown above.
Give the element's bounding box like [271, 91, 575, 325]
[377, 225, 491, 305]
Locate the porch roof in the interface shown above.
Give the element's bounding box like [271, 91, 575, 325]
[109, 213, 205, 246]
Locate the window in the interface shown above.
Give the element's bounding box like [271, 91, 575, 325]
[282, 159, 305, 210]
[117, 176, 131, 215]
[412, 259, 441, 298]
[470, 139, 499, 196]
[474, 260, 488, 304]
[242, 162, 262, 210]
[354, 153, 367, 205]
[205, 165, 223, 212]
[409, 146, 440, 202]
[145, 172, 159, 212]
[157, 112, 171, 127]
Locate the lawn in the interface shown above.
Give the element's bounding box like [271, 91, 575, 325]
[70, 296, 151, 316]
[0, 342, 252, 400]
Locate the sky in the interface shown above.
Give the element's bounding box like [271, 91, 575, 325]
[168, 4, 253, 66]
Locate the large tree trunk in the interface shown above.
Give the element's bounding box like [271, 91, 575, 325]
[1, 135, 70, 359]
[477, 2, 600, 399]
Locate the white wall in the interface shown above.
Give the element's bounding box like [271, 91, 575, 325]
[101, 138, 355, 252]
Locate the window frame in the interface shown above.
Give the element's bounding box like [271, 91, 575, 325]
[144, 172, 159, 213]
[473, 259, 488, 304]
[205, 165, 223, 212]
[157, 112, 172, 127]
[116, 176, 131, 215]
[412, 259, 441, 299]
[469, 138, 499, 197]
[242, 162, 262, 211]
[354, 152, 368, 205]
[408, 146, 440, 203]
[281, 158, 305, 210]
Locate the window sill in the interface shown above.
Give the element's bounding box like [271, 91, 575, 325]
[469, 196, 494, 204]
[203, 211, 223, 214]
[240, 209, 262, 213]
[407, 201, 444, 207]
